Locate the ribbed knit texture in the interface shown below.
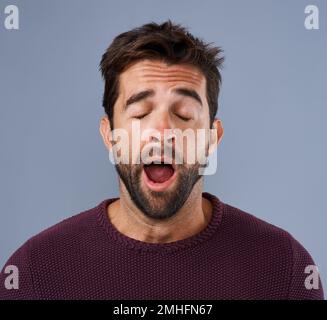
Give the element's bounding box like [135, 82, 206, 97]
[0, 192, 324, 300]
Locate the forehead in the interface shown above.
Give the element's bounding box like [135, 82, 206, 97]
[119, 59, 206, 93]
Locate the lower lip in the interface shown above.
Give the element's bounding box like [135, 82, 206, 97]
[142, 167, 177, 192]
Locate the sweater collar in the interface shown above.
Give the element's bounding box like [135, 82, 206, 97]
[97, 192, 223, 254]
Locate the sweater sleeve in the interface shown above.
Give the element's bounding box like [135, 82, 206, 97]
[0, 240, 37, 300]
[287, 235, 324, 300]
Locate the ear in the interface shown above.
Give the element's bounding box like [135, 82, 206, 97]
[208, 118, 224, 155]
[99, 115, 113, 151]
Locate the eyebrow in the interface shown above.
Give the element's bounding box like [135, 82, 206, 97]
[124, 87, 203, 109]
[174, 87, 202, 106]
[125, 90, 155, 108]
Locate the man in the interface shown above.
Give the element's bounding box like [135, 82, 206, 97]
[0, 20, 324, 300]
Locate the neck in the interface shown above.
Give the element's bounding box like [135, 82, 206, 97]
[107, 179, 213, 243]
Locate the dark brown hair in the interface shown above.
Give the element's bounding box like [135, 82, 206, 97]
[100, 20, 224, 129]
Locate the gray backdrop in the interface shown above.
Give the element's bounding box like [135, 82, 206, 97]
[1, 0, 326, 295]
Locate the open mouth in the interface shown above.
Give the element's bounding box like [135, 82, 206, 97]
[142, 162, 177, 192]
[143, 163, 175, 183]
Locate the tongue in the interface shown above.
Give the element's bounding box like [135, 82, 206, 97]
[144, 164, 174, 183]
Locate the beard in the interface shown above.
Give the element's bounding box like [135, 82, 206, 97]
[115, 162, 202, 220]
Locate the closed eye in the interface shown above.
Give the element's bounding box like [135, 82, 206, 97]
[175, 113, 191, 121]
[133, 114, 148, 120]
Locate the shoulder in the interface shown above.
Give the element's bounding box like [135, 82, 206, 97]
[0, 199, 110, 299]
[21, 201, 106, 253]
[221, 201, 310, 258]
[0, 200, 106, 261]
[220, 201, 324, 299]
[222, 201, 293, 241]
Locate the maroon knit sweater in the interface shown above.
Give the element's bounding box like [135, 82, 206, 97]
[0, 192, 324, 300]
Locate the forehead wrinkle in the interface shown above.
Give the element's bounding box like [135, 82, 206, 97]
[139, 69, 203, 83]
[141, 71, 202, 79]
[120, 61, 207, 105]
[126, 61, 204, 82]
[139, 66, 203, 78]
[136, 70, 205, 88]
[141, 77, 202, 87]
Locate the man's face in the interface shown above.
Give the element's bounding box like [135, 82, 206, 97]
[102, 59, 217, 220]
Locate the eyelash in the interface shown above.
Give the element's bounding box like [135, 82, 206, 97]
[175, 113, 191, 121]
[134, 114, 147, 119]
[133, 113, 191, 121]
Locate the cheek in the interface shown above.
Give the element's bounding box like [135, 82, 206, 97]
[198, 106, 210, 126]
[110, 124, 134, 165]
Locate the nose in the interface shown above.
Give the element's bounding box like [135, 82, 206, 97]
[145, 110, 176, 147]
[151, 109, 172, 134]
